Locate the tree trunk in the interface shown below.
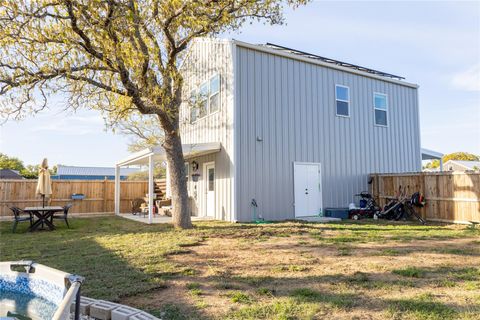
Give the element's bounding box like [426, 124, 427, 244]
[163, 130, 192, 229]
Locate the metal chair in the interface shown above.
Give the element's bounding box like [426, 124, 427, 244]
[8, 206, 33, 233]
[51, 203, 73, 228]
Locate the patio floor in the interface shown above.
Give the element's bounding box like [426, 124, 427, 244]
[118, 213, 214, 224]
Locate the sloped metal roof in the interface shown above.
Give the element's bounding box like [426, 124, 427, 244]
[0, 169, 24, 179]
[57, 165, 140, 176]
[445, 160, 480, 170]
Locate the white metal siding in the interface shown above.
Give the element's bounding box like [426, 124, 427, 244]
[180, 39, 235, 221]
[235, 46, 421, 222]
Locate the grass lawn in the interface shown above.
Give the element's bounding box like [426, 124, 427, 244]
[1, 216, 479, 320]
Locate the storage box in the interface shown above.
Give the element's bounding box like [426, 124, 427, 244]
[324, 208, 349, 219]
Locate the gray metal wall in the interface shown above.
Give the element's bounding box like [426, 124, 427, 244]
[234, 45, 421, 222]
[179, 39, 235, 221]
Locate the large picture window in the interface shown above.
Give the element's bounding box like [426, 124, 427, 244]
[374, 93, 388, 126]
[335, 85, 350, 117]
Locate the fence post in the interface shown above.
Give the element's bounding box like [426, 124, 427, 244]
[102, 178, 107, 213]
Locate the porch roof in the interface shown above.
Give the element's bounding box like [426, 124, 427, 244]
[116, 142, 222, 166]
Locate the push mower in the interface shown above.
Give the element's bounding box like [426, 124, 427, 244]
[375, 185, 426, 225]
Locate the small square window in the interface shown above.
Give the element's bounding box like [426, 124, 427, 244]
[335, 85, 350, 117]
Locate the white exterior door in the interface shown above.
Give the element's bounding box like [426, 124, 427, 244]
[294, 162, 322, 217]
[205, 162, 215, 217]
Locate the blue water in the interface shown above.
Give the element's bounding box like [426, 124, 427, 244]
[0, 289, 59, 320]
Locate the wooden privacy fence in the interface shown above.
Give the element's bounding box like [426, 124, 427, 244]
[0, 179, 166, 217]
[370, 172, 480, 223]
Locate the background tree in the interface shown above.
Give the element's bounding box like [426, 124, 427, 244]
[115, 114, 164, 152]
[424, 152, 480, 169]
[0, 0, 308, 228]
[0, 153, 25, 172]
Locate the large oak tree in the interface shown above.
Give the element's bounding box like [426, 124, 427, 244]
[0, 0, 307, 228]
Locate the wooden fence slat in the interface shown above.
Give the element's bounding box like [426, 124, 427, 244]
[370, 172, 480, 223]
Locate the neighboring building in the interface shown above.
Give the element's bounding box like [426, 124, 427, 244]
[118, 38, 421, 222]
[53, 165, 140, 180]
[0, 169, 24, 180]
[443, 160, 480, 172]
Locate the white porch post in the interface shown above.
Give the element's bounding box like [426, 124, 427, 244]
[166, 162, 171, 198]
[114, 165, 120, 215]
[440, 158, 444, 172]
[148, 155, 154, 224]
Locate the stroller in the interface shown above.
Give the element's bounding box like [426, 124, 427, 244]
[376, 185, 426, 225]
[348, 191, 381, 220]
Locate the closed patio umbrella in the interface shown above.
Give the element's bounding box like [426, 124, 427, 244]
[36, 158, 52, 207]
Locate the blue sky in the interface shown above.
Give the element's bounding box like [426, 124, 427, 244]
[1, 0, 479, 167]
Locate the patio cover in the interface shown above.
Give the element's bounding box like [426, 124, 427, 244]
[421, 148, 444, 172]
[114, 142, 221, 223]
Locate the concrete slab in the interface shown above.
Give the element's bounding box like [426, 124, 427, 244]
[118, 213, 214, 224]
[296, 216, 342, 222]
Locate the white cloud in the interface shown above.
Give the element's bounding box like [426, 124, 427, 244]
[29, 114, 106, 135]
[452, 64, 480, 91]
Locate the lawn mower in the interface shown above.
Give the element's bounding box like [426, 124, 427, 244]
[375, 185, 426, 224]
[348, 191, 381, 220]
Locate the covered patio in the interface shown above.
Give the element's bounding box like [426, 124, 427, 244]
[114, 142, 222, 224]
[421, 148, 444, 172]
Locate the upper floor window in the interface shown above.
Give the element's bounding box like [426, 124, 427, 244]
[209, 75, 220, 113]
[335, 85, 350, 117]
[190, 74, 221, 123]
[374, 93, 388, 126]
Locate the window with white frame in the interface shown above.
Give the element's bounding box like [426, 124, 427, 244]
[374, 93, 388, 126]
[190, 74, 221, 123]
[335, 85, 350, 117]
[198, 83, 208, 118]
[209, 75, 220, 113]
[190, 91, 198, 123]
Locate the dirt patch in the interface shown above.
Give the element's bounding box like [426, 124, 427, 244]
[121, 223, 480, 319]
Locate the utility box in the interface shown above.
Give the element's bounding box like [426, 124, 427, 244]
[324, 208, 349, 219]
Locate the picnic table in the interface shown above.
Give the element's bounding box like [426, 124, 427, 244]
[24, 206, 64, 231]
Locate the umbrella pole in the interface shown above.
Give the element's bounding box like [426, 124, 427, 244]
[42, 195, 45, 208]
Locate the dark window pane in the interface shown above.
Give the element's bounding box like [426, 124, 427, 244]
[190, 107, 197, 123]
[208, 168, 214, 191]
[336, 100, 349, 116]
[375, 109, 387, 126]
[199, 99, 207, 117]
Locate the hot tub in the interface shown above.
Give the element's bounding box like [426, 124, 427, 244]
[0, 261, 83, 320]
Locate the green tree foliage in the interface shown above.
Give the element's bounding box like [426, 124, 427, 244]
[425, 152, 480, 168]
[0, 153, 25, 171]
[20, 165, 40, 179]
[0, 0, 309, 228]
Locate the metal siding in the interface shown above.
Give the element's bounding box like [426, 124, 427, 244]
[235, 47, 421, 222]
[179, 39, 234, 221]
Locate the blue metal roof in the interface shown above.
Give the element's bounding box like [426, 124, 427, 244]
[56, 165, 140, 177]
